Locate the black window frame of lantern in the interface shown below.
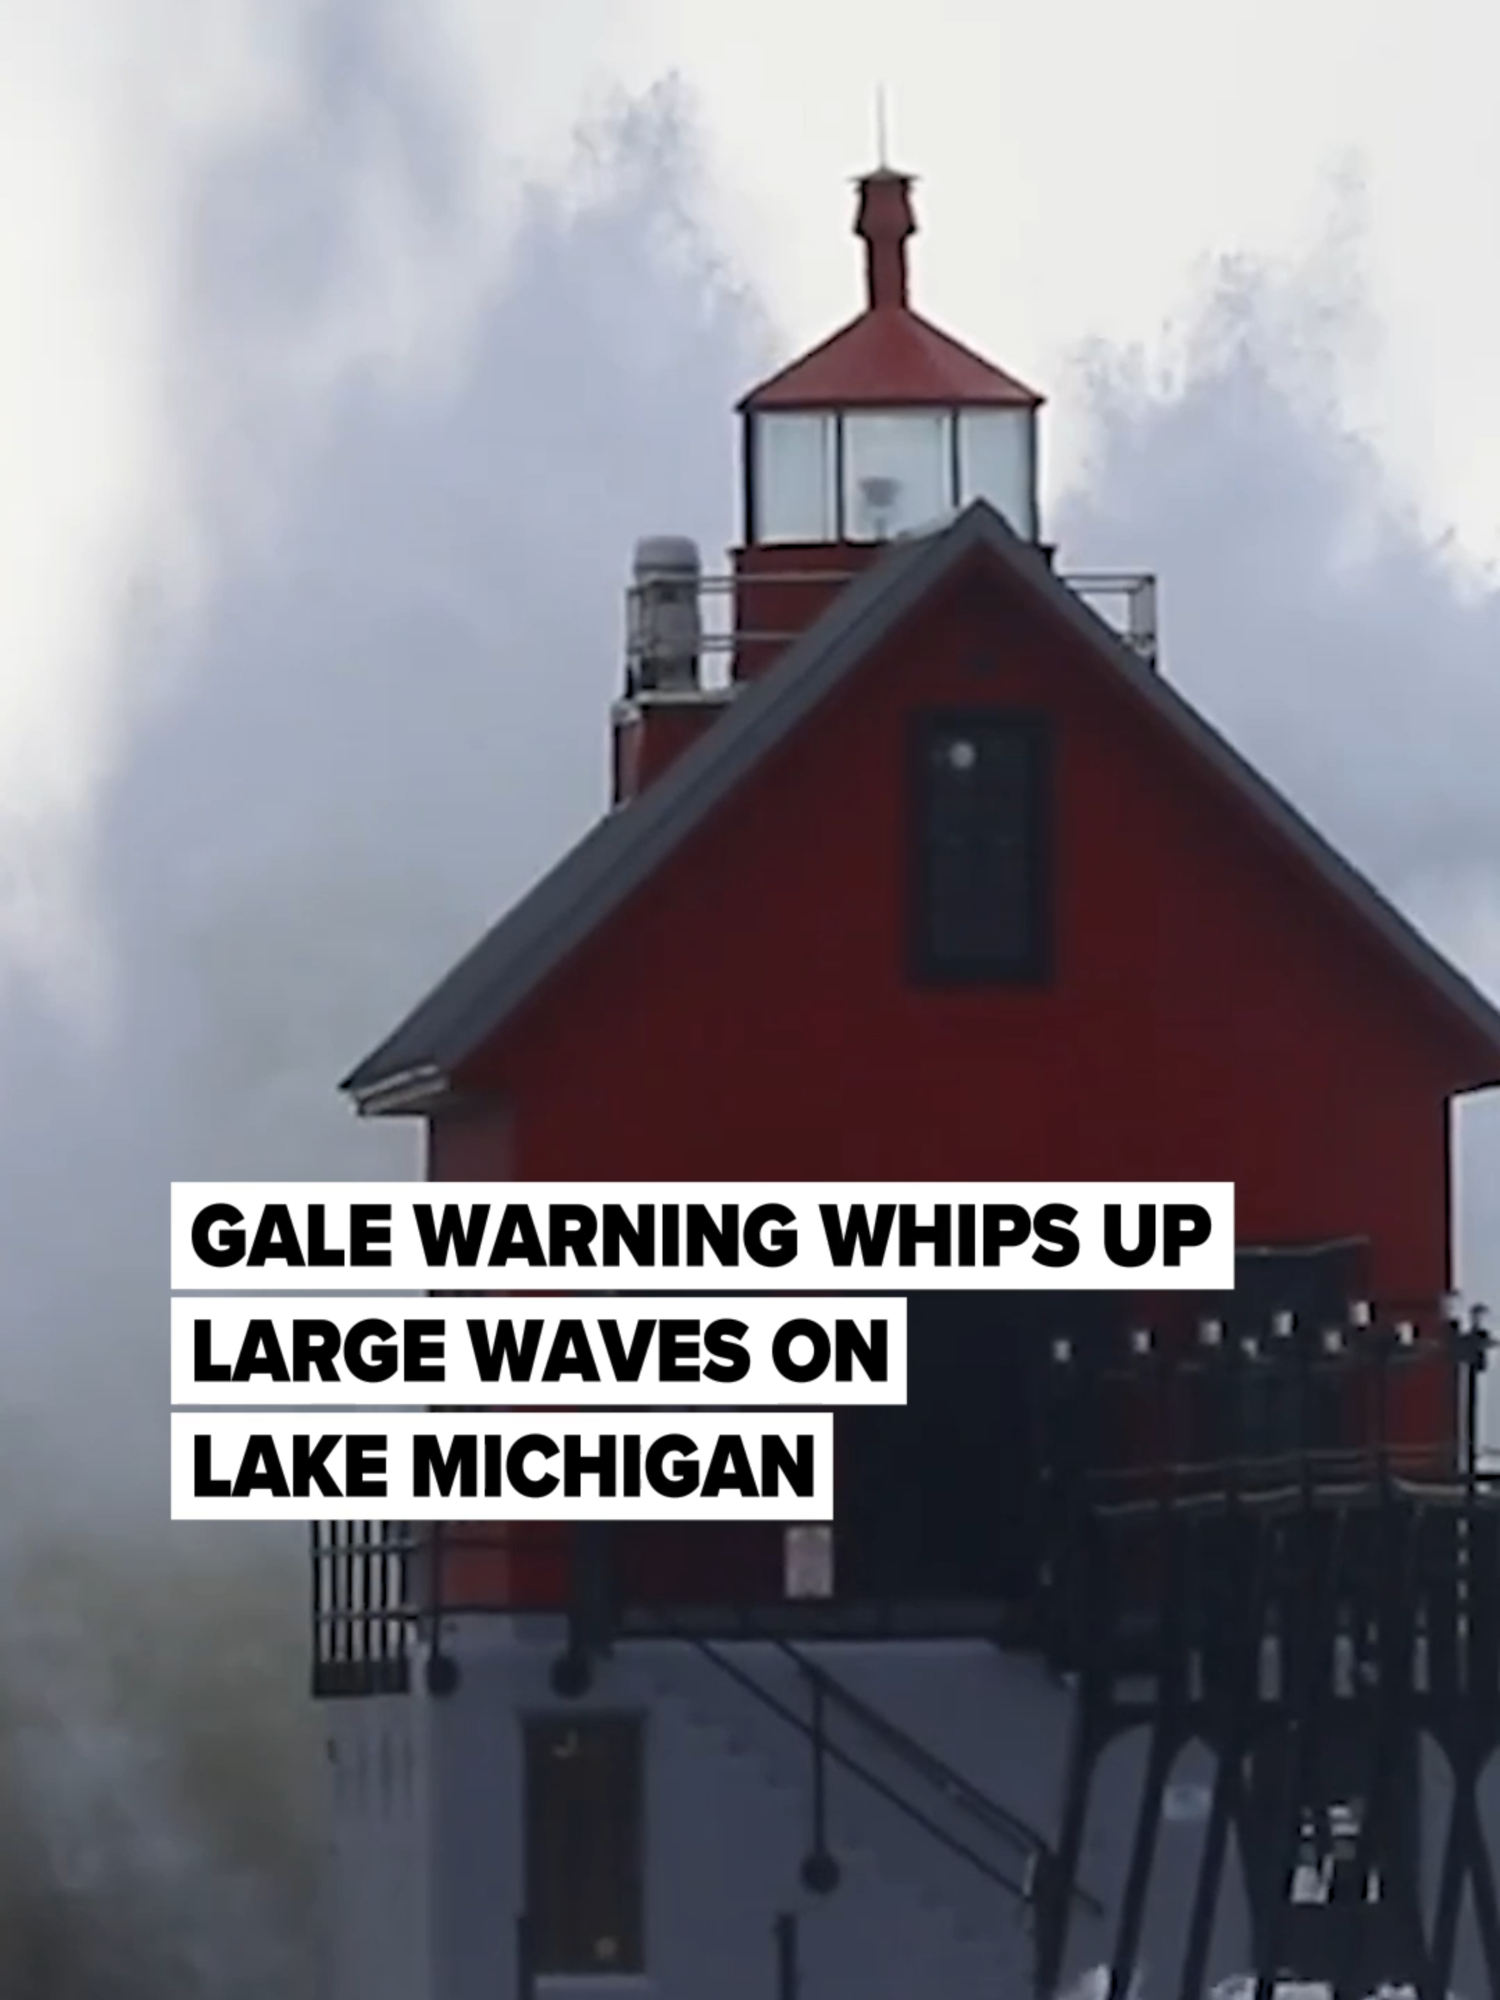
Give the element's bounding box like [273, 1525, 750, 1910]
[522, 1711, 647, 1977]
[742, 408, 1039, 545]
[908, 707, 1052, 987]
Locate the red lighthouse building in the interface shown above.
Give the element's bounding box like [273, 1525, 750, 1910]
[321, 168, 1500, 2000]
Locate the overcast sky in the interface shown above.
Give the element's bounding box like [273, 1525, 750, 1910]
[0, 5, 1498, 1992]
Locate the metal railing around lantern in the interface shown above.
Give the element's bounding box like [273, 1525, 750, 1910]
[624, 565, 1159, 695]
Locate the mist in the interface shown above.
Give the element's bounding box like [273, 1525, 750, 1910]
[0, 45, 764, 2000]
[1055, 248, 1500, 1306]
[0, 17, 1496, 2000]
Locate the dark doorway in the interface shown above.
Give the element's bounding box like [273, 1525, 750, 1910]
[833, 1291, 1121, 1602]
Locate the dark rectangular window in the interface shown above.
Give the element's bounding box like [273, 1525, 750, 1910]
[524, 1714, 645, 1975]
[911, 710, 1050, 982]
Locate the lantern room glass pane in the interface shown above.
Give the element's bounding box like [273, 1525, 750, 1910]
[750, 413, 837, 542]
[957, 408, 1036, 537]
[842, 410, 954, 540]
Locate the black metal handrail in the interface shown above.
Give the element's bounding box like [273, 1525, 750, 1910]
[674, 1623, 1038, 1908]
[640, 1604, 1106, 1930]
[1081, 1439, 1460, 1492]
[770, 1636, 1050, 1868]
[1092, 1470, 1500, 1526]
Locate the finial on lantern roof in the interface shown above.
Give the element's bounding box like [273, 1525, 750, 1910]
[854, 146, 917, 312]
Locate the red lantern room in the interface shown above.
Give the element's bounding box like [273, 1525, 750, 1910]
[318, 163, 1500, 2000]
[727, 165, 1044, 693]
[741, 165, 1041, 543]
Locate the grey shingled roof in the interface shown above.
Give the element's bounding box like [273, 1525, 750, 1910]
[343, 501, 1500, 1111]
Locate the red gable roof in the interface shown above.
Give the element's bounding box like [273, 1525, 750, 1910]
[739, 167, 1042, 412]
[344, 504, 1500, 1113]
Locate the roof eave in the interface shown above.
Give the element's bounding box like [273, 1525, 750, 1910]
[740, 388, 1039, 412]
[343, 1062, 452, 1118]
